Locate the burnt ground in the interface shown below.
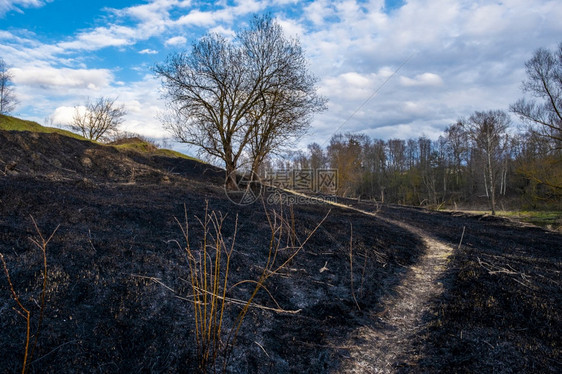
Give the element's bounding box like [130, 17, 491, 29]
[0, 130, 561, 373]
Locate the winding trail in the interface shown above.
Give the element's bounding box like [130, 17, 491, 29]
[323, 202, 455, 373]
[282, 192, 457, 372]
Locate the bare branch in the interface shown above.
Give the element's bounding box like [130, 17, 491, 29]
[511, 43, 562, 147]
[71, 97, 126, 142]
[0, 57, 18, 114]
[155, 15, 326, 187]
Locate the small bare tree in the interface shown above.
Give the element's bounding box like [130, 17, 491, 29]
[71, 97, 126, 141]
[463, 110, 510, 215]
[0, 57, 17, 115]
[444, 121, 469, 189]
[510, 42, 562, 148]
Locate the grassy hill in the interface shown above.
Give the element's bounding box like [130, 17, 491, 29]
[110, 136, 200, 161]
[0, 113, 198, 161]
[0, 113, 89, 140]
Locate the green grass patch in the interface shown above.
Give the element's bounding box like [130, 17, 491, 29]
[152, 148, 201, 161]
[0, 114, 89, 141]
[112, 140, 158, 153]
[1, 114, 201, 162]
[111, 137, 201, 162]
[497, 211, 562, 229]
[450, 209, 562, 230]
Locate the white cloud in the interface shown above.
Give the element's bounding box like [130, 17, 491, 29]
[176, 9, 217, 26]
[120, 0, 187, 23]
[95, 76, 164, 137]
[165, 35, 187, 46]
[175, 0, 265, 27]
[209, 25, 236, 39]
[292, 0, 562, 145]
[11, 66, 112, 90]
[319, 68, 395, 103]
[139, 48, 158, 54]
[277, 17, 304, 38]
[50, 105, 76, 125]
[58, 25, 137, 51]
[272, 0, 299, 5]
[304, 0, 336, 26]
[402, 101, 429, 116]
[463, 2, 508, 37]
[0, 0, 50, 16]
[400, 73, 443, 87]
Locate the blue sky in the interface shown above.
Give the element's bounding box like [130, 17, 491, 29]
[1, 0, 561, 155]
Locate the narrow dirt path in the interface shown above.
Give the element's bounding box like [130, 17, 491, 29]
[326, 203, 456, 373]
[282, 193, 457, 372]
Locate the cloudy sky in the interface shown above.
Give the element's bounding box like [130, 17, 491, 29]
[1, 0, 561, 154]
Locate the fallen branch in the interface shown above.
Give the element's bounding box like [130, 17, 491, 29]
[131, 274, 302, 315]
[476, 257, 535, 289]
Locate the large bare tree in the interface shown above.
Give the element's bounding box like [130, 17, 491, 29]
[0, 57, 17, 115]
[511, 42, 562, 147]
[242, 17, 326, 177]
[71, 97, 126, 141]
[155, 15, 325, 188]
[463, 110, 510, 215]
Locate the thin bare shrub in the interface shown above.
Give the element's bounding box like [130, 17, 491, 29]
[0, 216, 59, 374]
[174, 202, 329, 373]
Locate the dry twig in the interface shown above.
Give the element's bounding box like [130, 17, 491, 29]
[0, 216, 59, 374]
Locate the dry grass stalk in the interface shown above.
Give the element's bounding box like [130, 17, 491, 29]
[0, 216, 59, 374]
[174, 202, 329, 373]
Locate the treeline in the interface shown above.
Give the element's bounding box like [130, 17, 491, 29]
[266, 109, 561, 212]
[262, 41, 562, 213]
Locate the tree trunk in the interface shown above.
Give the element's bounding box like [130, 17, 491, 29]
[483, 170, 489, 198]
[487, 153, 496, 215]
[250, 156, 262, 183]
[225, 162, 238, 190]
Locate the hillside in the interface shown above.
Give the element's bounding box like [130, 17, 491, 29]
[0, 113, 89, 140]
[0, 113, 201, 163]
[0, 122, 561, 373]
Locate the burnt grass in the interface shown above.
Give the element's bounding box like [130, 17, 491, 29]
[0, 130, 561, 373]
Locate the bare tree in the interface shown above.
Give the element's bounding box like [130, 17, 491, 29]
[463, 110, 510, 215]
[0, 57, 17, 115]
[307, 142, 327, 170]
[156, 34, 251, 189]
[243, 16, 326, 177]
[155, 15, 325, 188]
[386, 139, 406, 173]
[362, 139, 387, 202]
[444, 121, 469, 189]
[510, 42, 562, 147]
[71, 97, 126, 141]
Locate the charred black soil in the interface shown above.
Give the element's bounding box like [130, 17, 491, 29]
[1, 130, 560, 373]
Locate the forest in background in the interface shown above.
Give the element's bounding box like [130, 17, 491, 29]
[267, 112, 561, 212]
[260, 43, 562, 214]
